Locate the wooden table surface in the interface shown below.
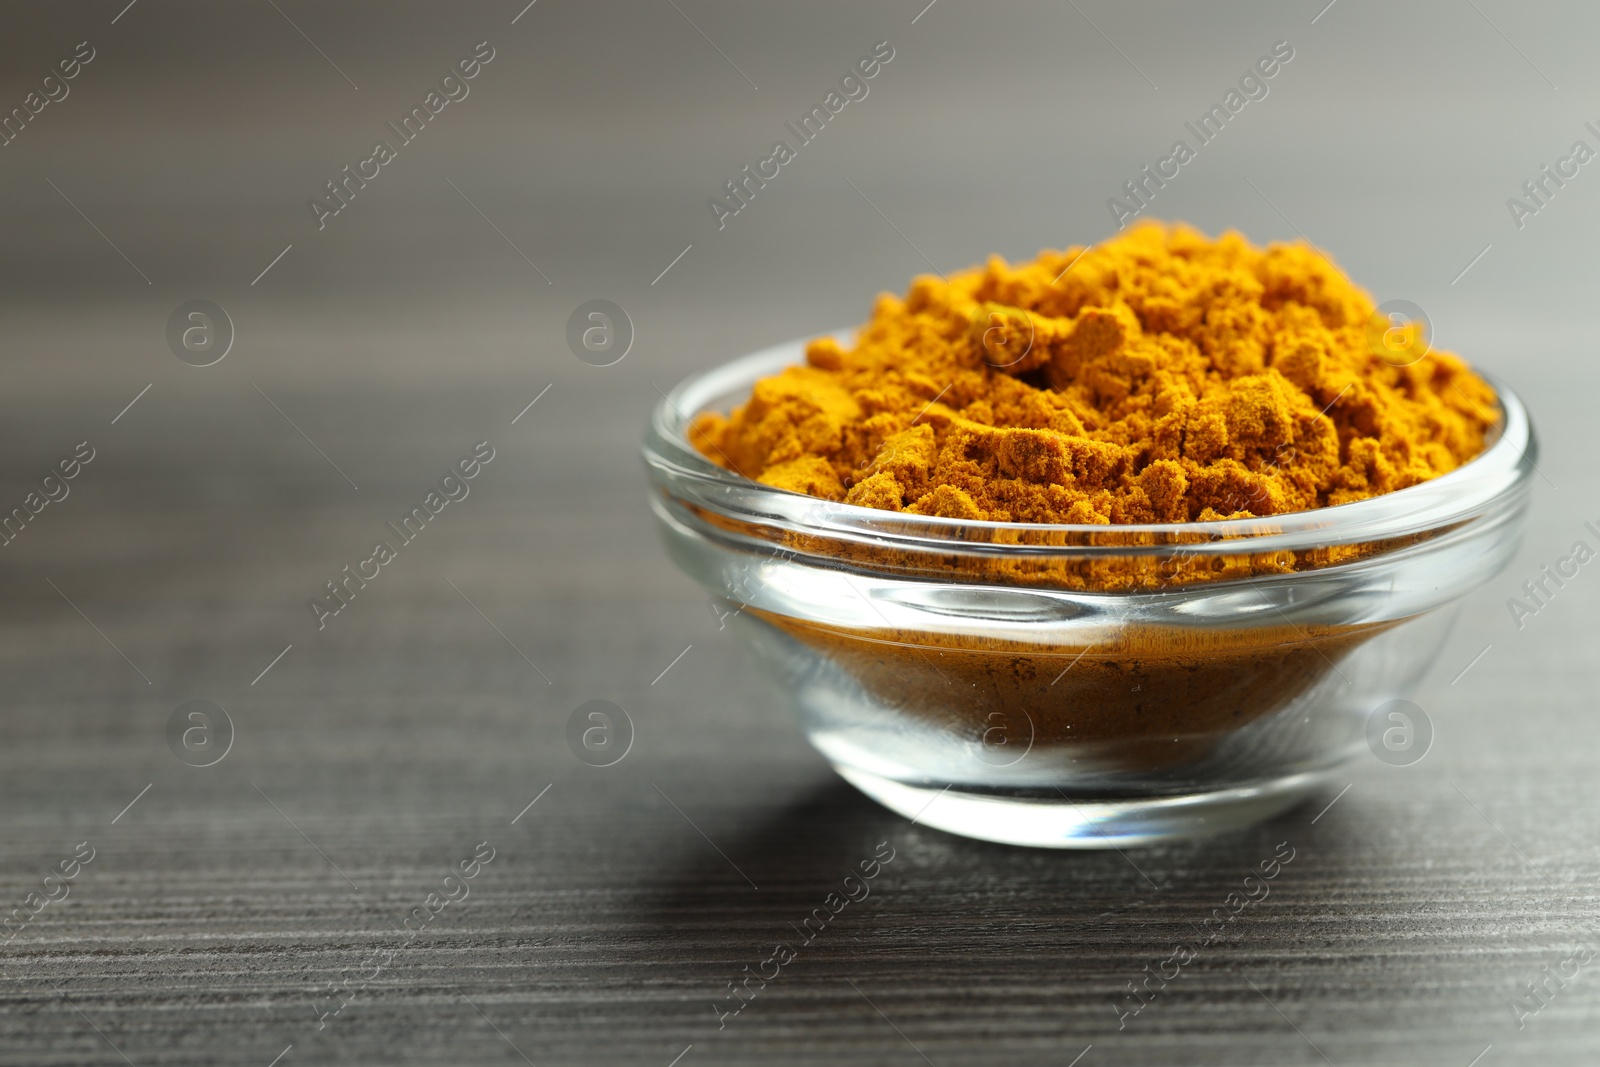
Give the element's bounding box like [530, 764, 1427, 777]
[2, 1, 1598, 1063]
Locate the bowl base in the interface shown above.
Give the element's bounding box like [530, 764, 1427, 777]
[833, 764, 1331, 848]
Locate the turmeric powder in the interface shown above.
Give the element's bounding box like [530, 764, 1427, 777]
[693, 222, 1498, 524]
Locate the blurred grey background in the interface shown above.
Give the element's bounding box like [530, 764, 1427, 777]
[1, 1, 1597, 1064]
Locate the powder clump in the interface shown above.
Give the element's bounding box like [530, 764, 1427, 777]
[692, 223, 1498, 523]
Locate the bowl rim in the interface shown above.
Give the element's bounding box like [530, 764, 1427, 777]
[642, 332, 1536, 554]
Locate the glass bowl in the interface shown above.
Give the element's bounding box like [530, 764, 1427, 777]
[642, 336, 1536, 847]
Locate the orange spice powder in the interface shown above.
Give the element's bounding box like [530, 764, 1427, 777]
[692, 222, 1498, 524]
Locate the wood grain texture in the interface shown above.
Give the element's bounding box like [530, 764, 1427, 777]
[2, 0, 1599, 1062]
[0, 376, 1595, 1066]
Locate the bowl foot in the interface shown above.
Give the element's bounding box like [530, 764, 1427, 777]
[833, 764, 1332, 848]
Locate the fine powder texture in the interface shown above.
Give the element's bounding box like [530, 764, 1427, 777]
[692, 223, 1499, 524]
[761, 613, 1397, 773]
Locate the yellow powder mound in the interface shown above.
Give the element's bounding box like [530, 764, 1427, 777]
[692, 222, 1498, 524]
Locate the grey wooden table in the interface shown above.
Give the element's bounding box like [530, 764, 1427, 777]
[2, 1, 1598, 1063]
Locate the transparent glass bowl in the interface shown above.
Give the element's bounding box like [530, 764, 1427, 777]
[642, 337, 1536, 847]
